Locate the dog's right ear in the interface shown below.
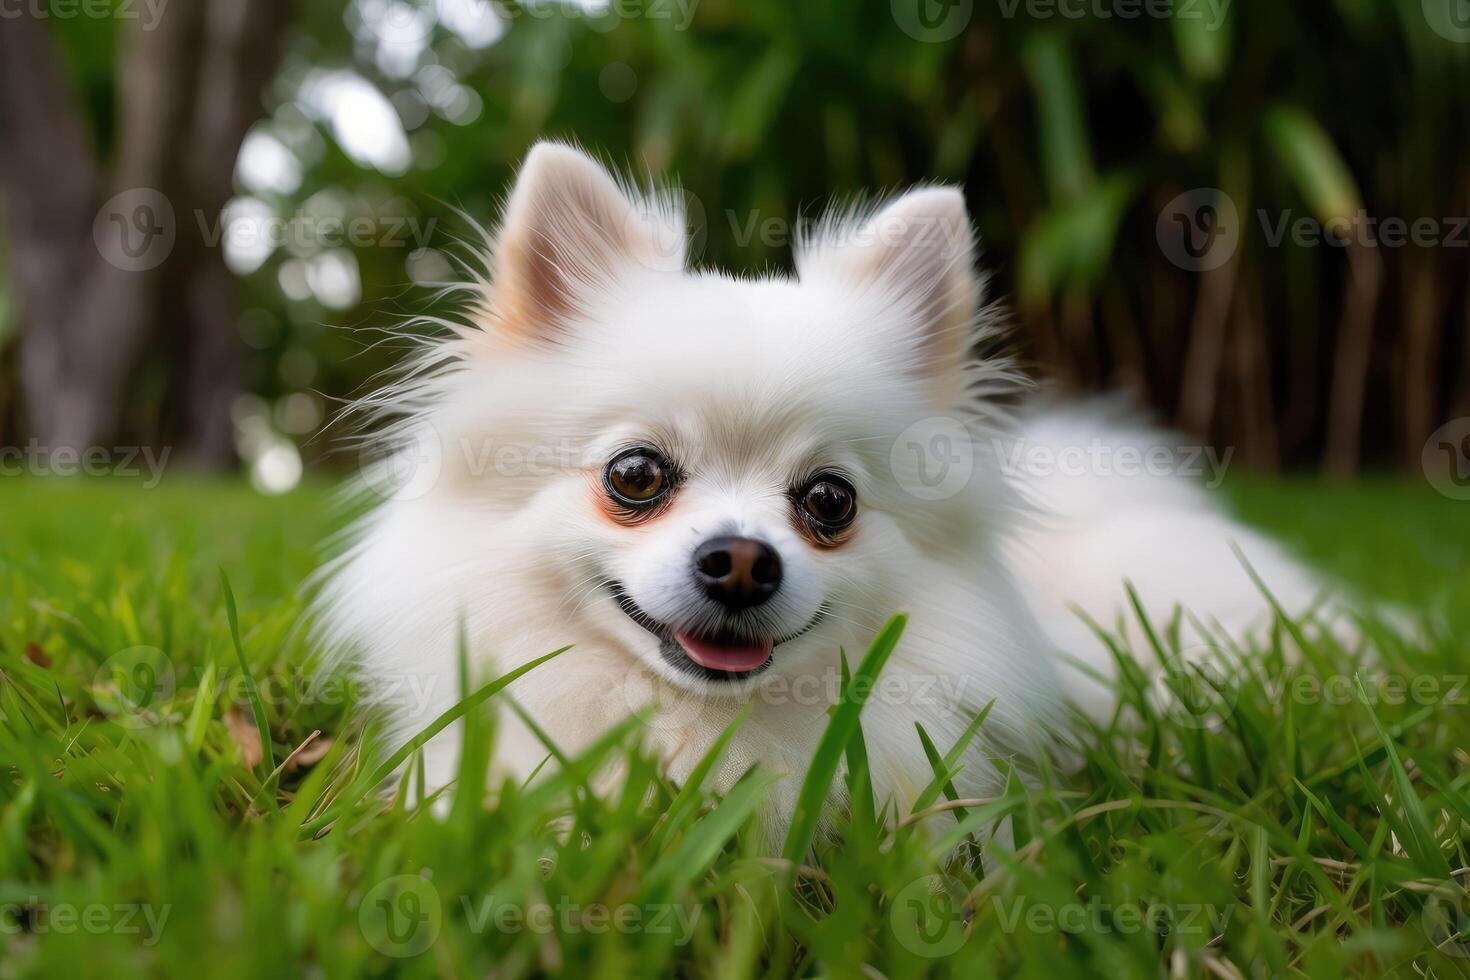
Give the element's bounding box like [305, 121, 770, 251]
[489, 142, 685, 337]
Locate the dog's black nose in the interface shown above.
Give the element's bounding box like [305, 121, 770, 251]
[692, 536, 782, 610]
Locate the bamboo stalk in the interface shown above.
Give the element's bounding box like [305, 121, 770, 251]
[1323, 240, 1384, 476]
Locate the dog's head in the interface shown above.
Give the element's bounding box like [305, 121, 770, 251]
[388, 142, 1010, 694]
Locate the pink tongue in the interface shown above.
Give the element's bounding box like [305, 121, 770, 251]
[674, 632, 773, 673]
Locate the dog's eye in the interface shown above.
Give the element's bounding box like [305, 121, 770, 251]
[605, 449, 672, 506]
[799, 474, 857, 529]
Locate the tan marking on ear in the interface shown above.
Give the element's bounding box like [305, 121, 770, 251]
[485, 142, 687, 342]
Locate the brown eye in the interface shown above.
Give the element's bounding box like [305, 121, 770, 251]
[605, 449, 673, 507]
[799, 474, 857, 529]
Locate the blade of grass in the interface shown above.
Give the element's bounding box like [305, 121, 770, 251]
[643, 768, 780, 899]
[1353, 675, 1450, 876]
[649, 703, 752, 854]
[913, 723, 966, 822]
[782, 614, 906, 868]
[840, 650, 876, 833]
[219, 569, 275, 782]
[299, 645, 568, 837]
[183, 659, 217, 754]
[911, 699, 996, 815]
[1294, 778, 1373, 861]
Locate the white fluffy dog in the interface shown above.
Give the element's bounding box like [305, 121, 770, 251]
[316, 142, 1330, 828]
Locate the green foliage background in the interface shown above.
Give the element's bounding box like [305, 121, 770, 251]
[7, 0, 1466, 472]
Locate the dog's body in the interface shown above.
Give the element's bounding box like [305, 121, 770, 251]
[317, 143, 1330, 828]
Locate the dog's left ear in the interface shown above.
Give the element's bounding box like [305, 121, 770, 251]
[798, 187, 978, 400]
[489, 141, 686, 338]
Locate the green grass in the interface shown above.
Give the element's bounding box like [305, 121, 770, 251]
[2, 475, 1469, 978]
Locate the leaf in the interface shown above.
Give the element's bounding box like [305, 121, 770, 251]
[1264, 106, 1362, 225]
[1172, 0, 1233, 80]
[284, 735, 333, 772]
[720, 45, 798, 158]
[1021, 32, 1095, 201]
[1016, 171, 1135, 308]
[224, 707, 264, 769]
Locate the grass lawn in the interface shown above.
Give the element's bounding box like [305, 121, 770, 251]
[1, 474, 1468, 978]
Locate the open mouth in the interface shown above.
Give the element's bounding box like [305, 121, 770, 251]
[604, 582, 823, 682]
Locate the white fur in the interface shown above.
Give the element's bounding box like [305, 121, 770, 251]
[315, 143, 1335, 835]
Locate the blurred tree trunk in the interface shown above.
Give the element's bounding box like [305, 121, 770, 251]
[177, 0, 294, 467]
[1323, 241, 1384, 476]
[1175, 255, 1237, 438]
[1399, 253, 1441, 470]
[1458, 239, 1470, 420]
[0, 1, 291, 465]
